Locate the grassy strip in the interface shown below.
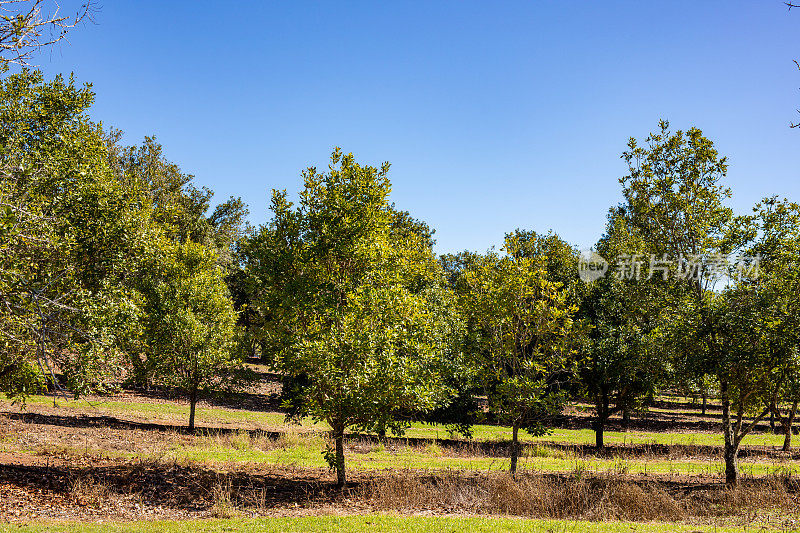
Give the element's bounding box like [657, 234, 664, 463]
[404, 426, 787, 448]
[10, 429, 796, 478]
[166, 441, 800, 477]
[2, 396, 789, 448]
[0, 515, 777, 533]
[1, 396, 315, 430]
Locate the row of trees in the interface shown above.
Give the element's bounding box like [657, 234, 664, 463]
[0, 70, 246, 430]
[235, 121, 800, 486]
[2, 69, 800, 487]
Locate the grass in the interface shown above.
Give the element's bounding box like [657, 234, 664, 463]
[3, 395, 789, 448]
[161, 441, 800, 477]
[9, 426, 797, 478]
[4, 394, 797, 480]
[0, 515, 786, 533]
[1, 395, 321, 430]
[2, 392, 800, 527]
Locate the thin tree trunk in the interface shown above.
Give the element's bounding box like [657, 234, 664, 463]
[702, 392, 707, 416]
[335, 431, 346, 487]
[188, 386, 198, 433]
[622, 408, 630, 431]
[720, 380, 739, 484]
[595, 394, 608, 449]
[594, 402, 606, 450]
[510, 423, 520, 476]
[784, 400, 798, 452]
[596, 417, 605, 449]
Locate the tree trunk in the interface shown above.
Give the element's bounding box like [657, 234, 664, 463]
[770, 410, 776, 433]
[596, 420, 604, 449]
[724, 441, 740, 484]
[720, 380, 739, 484]
[702, 392, 707, 416]
[335, 431, 346, 487]
[622, 408, 630, 431]
[188, 386, 198, 433]
[510, 423, 520, 476]
[595, 395, 608, 449]
[783, 400, 798, 452]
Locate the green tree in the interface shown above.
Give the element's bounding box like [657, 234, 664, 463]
[105, 134, 249, 386]
[106, 134, 250, 267]
[0, 70, 147, 399]
[460, 235, 577, 475]
[578, 211, 666, 448]
[244, 149, 459, 486]
[746, 197, 800, 451]
[136, 240, 239, 432]
[617, 120, 779, 483]
[507, 229, 582, 299]
[579, 277, 663, 448]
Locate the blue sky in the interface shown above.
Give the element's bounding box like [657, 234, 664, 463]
[33, 1, 800, 254]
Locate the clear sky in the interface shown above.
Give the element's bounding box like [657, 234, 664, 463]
[31, 1, 800, 254]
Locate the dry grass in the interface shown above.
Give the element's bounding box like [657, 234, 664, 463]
[208, 475, 238, 518]
[69, 475, 110, 508]
[360, 471, 796, 522]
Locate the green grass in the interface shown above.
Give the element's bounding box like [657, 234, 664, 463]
[4, 395, 788, 449]
[1, 395, 324, 430]
[402, 424, 789, 448]
[16, 427, 787, 478]
[167, 442, 800, 477]
[0, 515, 780, 533]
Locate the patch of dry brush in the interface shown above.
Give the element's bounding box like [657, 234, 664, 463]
[361, 471, 797, 522]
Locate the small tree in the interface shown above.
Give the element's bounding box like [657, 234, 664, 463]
[579, 277, 663, 448]
[245, 149, 458, 486]
[139, 240, 238, 432]
[461, 235, 576, 475]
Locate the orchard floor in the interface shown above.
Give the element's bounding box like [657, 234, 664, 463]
[0, 515, 793, 533]
[1, 371, 799, 532]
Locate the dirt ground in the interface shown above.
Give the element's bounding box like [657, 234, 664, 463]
[0, 381, 797, 525]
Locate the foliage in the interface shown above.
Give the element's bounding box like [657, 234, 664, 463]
[242, 149, 461, 485]
[576, 209, 667, 448]
[104, 133, 250, 386]
[615, 120, 778, 483]
[742, 197, 800, 449]
[134, 239, 239, 431]
[0, 70, 146, 399]
[459, 234, 577, 473]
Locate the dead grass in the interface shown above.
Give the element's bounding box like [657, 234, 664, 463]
[208, 475, 238, 518]
[360, 471, 797, 522]
[0, 413, 15, 446]
[69, 475, 110, 508]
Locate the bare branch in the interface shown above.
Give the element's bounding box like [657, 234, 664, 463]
[793, 60, 800, 129]
[0, 0, 95, 67]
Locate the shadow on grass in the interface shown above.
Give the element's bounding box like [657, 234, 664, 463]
[4, 411, 799, 460]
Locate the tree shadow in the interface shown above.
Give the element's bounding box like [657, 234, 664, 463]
[0, 461, 345, 511]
